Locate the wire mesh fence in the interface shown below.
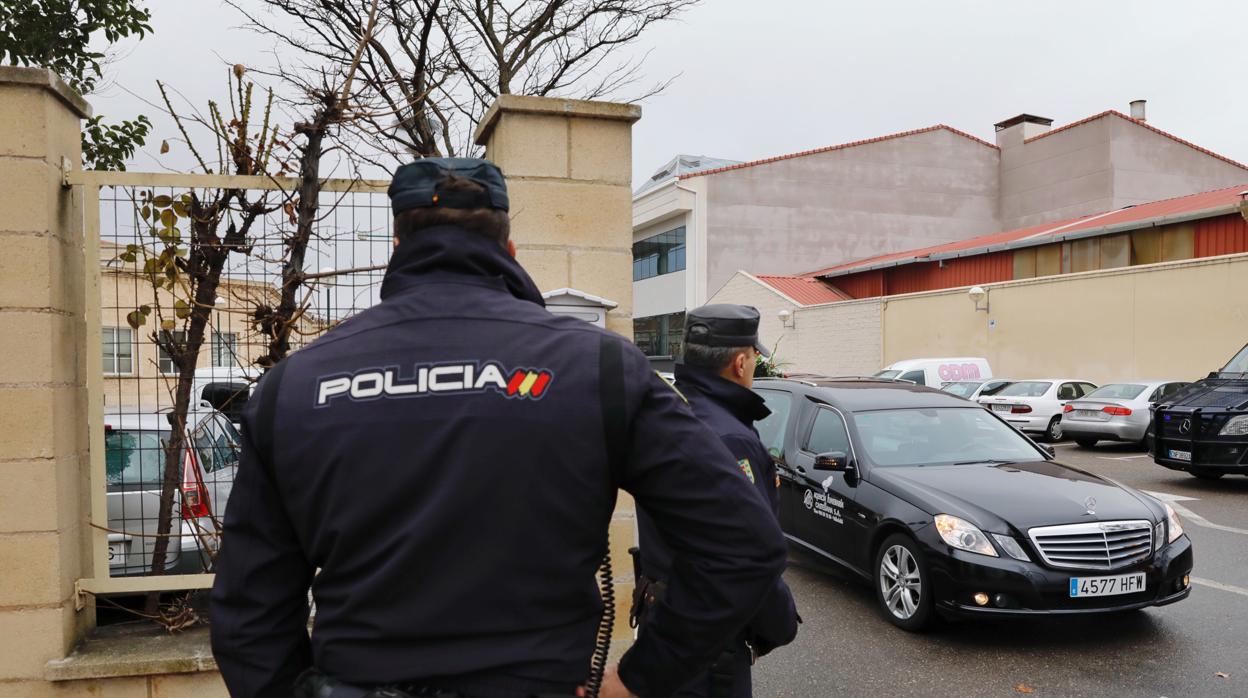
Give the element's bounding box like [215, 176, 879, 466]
[96, 177, 391, 582]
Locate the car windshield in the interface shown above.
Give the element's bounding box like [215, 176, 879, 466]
[854, 408, 1044, 467]
[875, 370, 901, 379]
[996, 381, 1052, 397]
[1221, 344, 1248, 375]
[941, 382, 979, 398]
[1084, 384, 1146, 400]
[105, 429, 168, 486]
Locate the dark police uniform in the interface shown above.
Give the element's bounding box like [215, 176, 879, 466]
[210, 159, 787, 698]
[635, 305, 799, 698]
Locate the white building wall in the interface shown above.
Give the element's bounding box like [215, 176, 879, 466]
[633, 270, 687, 318]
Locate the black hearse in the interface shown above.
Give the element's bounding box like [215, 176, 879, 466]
[1152, 342, 1248, 479]
[754, 377, 1191, 630]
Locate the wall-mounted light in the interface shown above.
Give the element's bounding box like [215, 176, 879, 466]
[777, 308, 796, 329]
[968, 286, 989, 313]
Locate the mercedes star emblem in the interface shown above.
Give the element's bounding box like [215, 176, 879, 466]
[1084, 497, 1097, 516]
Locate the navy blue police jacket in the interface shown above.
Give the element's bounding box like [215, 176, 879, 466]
[209, 226, 787, 698]
[638, 364, 799, 658]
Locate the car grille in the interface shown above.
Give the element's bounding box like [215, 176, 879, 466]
[1027, 520, 1153, 570]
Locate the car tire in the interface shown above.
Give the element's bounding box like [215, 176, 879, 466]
[1075, 438, 1097, 449]
[874, 533, 934, 632]
[1191, 468, 1225, 481]
[1045, 417, 1064, 443]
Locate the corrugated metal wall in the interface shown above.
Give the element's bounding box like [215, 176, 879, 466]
[1195, 213, 1248, 257]
[835, 270, 885, 299]
[832, 214, 1247, 301]
[886, 252, 1014, 295]
[831, 253, 1012, 298]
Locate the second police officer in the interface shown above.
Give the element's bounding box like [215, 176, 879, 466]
[634, 304, 800, 698]
[210, 159, 789, 698]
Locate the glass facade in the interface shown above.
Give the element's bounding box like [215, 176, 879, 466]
[634, 311, 685, 357]
[633, 226, 686, 281]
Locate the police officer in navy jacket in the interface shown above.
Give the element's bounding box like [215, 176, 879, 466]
[209, 159, 787, 698]
[636, 304, 799, 697]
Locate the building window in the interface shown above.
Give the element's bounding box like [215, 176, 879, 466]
[633, 312, 685, 357]
[212, 331, 238, 368]
[102, 327, 134, 375]
[632, 226, 686, 281]
[158, 330, 186, 375]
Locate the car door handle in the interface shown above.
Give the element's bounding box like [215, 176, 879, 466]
[796, 465, 807, 474]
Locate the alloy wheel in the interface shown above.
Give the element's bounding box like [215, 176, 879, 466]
[879, 544, 922, 620]
[1048, 417, 1063, 442]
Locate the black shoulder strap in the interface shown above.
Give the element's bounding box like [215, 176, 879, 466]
[599, 334, 628, 478]
[253, 359, 289, 467]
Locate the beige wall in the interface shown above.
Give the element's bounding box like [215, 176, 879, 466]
[882, 253, 1248, 383]
[709, 272, 884, 377]
[476, 95, 641, 338]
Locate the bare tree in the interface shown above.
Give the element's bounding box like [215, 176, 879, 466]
[228, 0, 697, 161]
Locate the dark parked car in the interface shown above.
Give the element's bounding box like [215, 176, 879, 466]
[1152, 342, 1248, 479]
[753, 377, 1193, 630]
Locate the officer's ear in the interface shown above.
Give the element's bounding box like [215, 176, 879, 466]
[506, 239, 517, 258]
[393, 236, 400, 249]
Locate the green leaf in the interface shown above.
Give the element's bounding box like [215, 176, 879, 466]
[160, 318, 176, 331]
[126, 310, 145, 329]
[159, 209, 175, 227]
[174, 299, 190, 319]
[172, 201, 188, 217]
[141, 205, 151, 220]
[153, 194, 173, 208]
[139, 305, 151, 314]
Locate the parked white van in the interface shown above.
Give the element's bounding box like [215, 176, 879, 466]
[875, 357, 993, 388]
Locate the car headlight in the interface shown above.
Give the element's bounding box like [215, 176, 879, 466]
[934, 514, 998, 557]
[1164, 503, 1184, 544]
[1219, 415, 1248, 436]
[990, 533, 1031, 562]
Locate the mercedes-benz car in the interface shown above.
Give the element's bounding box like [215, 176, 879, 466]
[754, 377, 1193, 630]
[1152, 342, 1248, 479]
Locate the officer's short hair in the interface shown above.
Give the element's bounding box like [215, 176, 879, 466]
[394, 174, 510, 245]
[683, 342, 752, 371]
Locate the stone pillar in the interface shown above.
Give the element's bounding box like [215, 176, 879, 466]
[475, 95, 640, 657]
[0, 67, 94, 686]
[474, 94, 640, 338]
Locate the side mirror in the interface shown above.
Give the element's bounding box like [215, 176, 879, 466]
[814, 451, 852, 472]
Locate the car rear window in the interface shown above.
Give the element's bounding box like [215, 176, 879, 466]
[941, 382, 979, 398]
[996, 381, 1052, 397]
[1084, 384, 1146, 400]
[105, 430, 168, 486]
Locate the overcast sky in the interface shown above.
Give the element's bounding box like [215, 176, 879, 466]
[90, 0, 1248, 188]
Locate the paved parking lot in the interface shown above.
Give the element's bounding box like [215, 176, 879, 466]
[755, 442, 1248, 697]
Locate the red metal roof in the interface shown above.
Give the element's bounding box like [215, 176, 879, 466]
[752, 274, 851, 306]
[679, 125, 999, 180]
[1027, 111, 1248, 171]
[812, 184, 1248, 278]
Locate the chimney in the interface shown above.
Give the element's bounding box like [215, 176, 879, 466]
[993, 113, 1054, 147]
[1129, 99, 1147, 122]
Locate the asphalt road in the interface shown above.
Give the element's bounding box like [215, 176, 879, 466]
[754, 442, 1248, 698]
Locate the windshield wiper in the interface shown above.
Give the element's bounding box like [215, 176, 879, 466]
[951, 458, 1015, 465]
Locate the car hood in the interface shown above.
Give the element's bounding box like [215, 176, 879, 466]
[869, 460, 1162, 534]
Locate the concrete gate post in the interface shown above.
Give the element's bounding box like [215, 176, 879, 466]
[0, 67, 95, 686]
[474, 96, 641, 656]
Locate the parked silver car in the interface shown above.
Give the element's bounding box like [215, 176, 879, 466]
[104, 407, 240, 576]
[1061, 381, 1191, 448]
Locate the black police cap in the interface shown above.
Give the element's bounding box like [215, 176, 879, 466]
[389, 157, 510, 215]
[684, 304, 770, 359]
